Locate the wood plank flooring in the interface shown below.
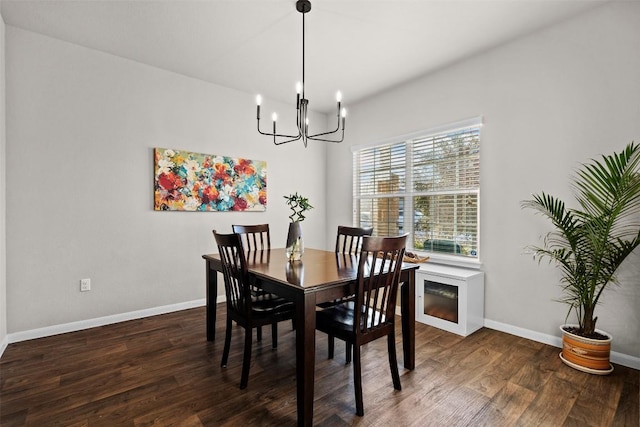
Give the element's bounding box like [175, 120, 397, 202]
[1, 305, 638, 426]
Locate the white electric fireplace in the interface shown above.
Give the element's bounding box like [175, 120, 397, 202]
[415, 264, 484, 336]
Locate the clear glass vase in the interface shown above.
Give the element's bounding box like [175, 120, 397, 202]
[286, 222, 304, 261]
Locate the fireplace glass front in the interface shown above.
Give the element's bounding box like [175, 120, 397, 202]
[423, 280, 459, 324]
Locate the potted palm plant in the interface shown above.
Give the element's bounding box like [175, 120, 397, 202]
[522, 142, 640, 374]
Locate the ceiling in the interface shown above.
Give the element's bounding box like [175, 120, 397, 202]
[0, 0, 608, 113]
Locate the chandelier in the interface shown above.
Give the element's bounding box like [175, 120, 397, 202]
[255, 0, 346, 147]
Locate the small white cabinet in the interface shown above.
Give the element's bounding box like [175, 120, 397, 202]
[415, 264, 484, 336]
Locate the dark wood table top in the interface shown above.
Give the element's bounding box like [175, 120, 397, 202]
[203, 248, 418, 292]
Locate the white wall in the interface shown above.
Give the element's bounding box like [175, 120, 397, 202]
[0, 13, 7, 354]
[4, 2, 639, 366]
[327, 2, 640, 360]
[5, 26, 327, 335]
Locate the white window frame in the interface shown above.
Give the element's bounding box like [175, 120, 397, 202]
[352, 117, 482, 268]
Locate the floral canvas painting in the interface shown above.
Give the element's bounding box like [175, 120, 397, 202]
[154, 148, 267, 212]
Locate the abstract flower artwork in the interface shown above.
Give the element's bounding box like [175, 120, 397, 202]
[154, 148, 267, 212]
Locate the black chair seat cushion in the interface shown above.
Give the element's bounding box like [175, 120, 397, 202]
[316, 301, 386, 335]
[251, 293, 293, 315]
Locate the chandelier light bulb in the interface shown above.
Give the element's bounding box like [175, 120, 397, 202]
[272, 112, 278, 122]
[296, 82, 302, 94]
[341, 108, 347, 118]
[256, 94, 262, 106]
[336, 91, 342, 103]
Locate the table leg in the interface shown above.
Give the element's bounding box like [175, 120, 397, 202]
[295, 292, 316, 426]
[206, 261, 217, 341]
[400, 270, 416, 370]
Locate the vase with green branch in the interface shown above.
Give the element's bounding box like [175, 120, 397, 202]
[284, 192, 313, 261]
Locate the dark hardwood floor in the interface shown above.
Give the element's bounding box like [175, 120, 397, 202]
[1, 305, 638, 426]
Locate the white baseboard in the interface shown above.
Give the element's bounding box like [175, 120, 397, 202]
[7, 299, 208, 345]
[484, 319, 640, 370]
[0, 335, 8, 359]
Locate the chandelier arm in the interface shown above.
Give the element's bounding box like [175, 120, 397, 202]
[257, 119, 301, 140]
[307, 116, 342, 138]
[307, 107, 344, 139]
[273, 133, 303, 145]
[308, 128, 340, 138]
[307, 130, 345, 144]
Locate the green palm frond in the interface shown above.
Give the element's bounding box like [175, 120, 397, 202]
[522, 142, 640, 335]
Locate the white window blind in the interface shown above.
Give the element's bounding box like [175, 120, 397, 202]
[353, 118, 481, 259]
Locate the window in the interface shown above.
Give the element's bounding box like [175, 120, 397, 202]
[353, 117, 481, 260]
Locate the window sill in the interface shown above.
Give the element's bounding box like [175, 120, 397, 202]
[410, 251, 482, 270]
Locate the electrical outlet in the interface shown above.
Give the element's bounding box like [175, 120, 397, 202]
[80, 278, 91, 292]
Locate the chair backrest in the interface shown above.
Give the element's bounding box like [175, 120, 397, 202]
[335, 225, 374, 254]
[354, 235, 407, 337]
[232, 224, 271, 251]
[213, 230, 250, 316]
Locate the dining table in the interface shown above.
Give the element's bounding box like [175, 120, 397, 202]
[202, 248, 419, 426]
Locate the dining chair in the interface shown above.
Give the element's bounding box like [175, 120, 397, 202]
[321, 225, 374, 363]
[213, 230, 295, 389]
[316, 234, 407, 416]
[335, 225, 374, 254]
[232, 224, 271, 251]
[232, 224, 272, 342]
